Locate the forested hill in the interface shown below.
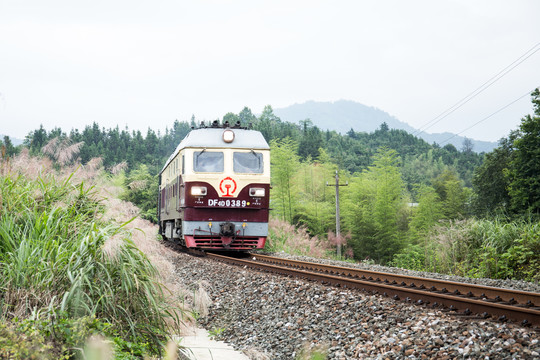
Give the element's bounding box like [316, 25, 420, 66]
[273, 100, 497, 153]
[7, 106, 483, 191]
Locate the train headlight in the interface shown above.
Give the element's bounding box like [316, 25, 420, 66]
[222, 129, 235, 143]
[191, 186, 207, 196]
[249, 187, 265, 197]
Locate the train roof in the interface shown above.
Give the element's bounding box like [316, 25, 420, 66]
[161, 128, 269, 174]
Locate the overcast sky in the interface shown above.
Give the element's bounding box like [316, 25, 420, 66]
[1, 0, 539, 142]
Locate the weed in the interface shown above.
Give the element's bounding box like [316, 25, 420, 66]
[208, 326, 225, 340]
[295, 342, 328, 360]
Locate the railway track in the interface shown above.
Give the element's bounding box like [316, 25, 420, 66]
[207, 252, 540, 328]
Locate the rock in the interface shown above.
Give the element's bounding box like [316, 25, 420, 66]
[169, 250, 540, 360]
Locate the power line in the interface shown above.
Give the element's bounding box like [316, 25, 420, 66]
[413, 42, 540, 136]
[439, 87, 538, 146]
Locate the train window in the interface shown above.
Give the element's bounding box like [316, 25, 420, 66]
[233, 152, 263, 174]
[194, 151, 224, 172]
[182, 155, 185, 174]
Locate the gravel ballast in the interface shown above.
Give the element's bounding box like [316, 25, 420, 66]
[172, 251, 540, 359]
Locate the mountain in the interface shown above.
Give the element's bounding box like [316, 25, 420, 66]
[273, 100, 497, 153]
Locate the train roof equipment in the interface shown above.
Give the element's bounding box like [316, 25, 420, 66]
[160, 122, 269, 174]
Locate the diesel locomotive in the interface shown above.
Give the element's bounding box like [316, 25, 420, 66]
[158, 121, 270, 250]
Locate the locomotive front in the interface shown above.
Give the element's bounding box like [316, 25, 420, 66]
[158, 123, 270, 250]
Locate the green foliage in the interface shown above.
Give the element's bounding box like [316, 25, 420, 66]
[222, 112, 240, 125]
[342, 173, 378, 259]
[472, 134, 515, 214]
[0, 321, 57, 360]
[121, 164, 159, 223]
[432, 170, 469, 219]
[507, 89, 540, 213]
[270, 138, 300, 223]
[401, 150, 447, 196]
[295, 343, 328, 360]
[343, 148, 407, 264]
[390, 244, 426, 271]
[1, 136, 20, 158]
[473, 89, 540, 216]
[24, 125, 49, 155]
[239, 106, 257, 125]
[0, 171, 181, 357]
[292, 150, 337, 236]
[298, 119, 324, 159]
[208, 326, 225, 340]
[255, 105, 283, 141]
[14, 314, 113, 358]
[408, 185, 443, 243]
[392, 217, 540, 282]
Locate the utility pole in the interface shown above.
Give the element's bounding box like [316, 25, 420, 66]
[326, 171, 348, 258]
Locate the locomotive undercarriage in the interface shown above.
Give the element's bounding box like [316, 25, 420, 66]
[161, 219, 267, 250]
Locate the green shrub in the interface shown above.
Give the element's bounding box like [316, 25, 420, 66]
[394, 216, 540, 282]
[0, 322, 58, 360]
[390, 244, 426, 271]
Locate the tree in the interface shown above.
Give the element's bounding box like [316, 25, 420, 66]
[342, 172, 377, 260]
[256, 105, 281, 141]
[507, 88, 540, 213]
[298, 119, 324, 159]
[346, 128, 358, 139]
[122, 164, 159, 222]
[370, 148, 406, 262]
[24, 125, 48, 154]
[408, 185, 443, 243]
[461, 137, 474, 153]
[270, 138, 300, 223]
[343, 147, 406, 264]
[472, 133, 516, 214]
[1, 136, 18, 157]
[432, 169, 467, 219]
[443, 179, 468, 219]
[222, 112, 240, 126]
[239, 107, 257, 126]
[292, 149, 337, 236]
[401, 150, 447, 196]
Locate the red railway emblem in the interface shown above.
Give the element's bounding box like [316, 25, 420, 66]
[219, 177, 237, 197]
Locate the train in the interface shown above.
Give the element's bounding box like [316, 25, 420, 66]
[158, 121, 270, 250]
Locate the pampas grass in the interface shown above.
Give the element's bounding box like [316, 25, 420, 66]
[266, 218, 333, 258]
[41, 137, 84, 166]
[0, 152, 194, 356]
[110, 161, 128, 175]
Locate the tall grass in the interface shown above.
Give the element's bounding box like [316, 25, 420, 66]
[392, 217, 540, 282]
[0, 166, 182, 356]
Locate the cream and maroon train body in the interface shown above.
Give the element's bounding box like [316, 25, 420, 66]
[158, 123, 270, 250]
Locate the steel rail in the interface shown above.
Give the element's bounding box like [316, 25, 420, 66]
[207, 253, 540, 327]
[251, 254, 540, 306]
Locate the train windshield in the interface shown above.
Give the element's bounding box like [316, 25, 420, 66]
[233, 151, 263, 174]
[194, 151, 224, 172]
